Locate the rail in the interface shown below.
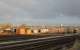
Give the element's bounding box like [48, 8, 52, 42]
[0, 34, 78, 50]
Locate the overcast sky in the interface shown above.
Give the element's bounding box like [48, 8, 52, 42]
[0, 0, 80, 25]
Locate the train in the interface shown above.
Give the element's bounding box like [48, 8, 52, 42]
[0, 26, 79, 36]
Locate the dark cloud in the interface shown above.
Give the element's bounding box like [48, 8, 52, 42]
[1, 0, 80, 17]
[0, 0, 80, 24]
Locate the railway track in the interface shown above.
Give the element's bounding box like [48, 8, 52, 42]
[0, 34, 76, 50]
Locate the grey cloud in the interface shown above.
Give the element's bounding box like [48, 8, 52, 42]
[0, 1, 19, 17]
[0, 0, 80, 24]
[1, 0, 32, 10]
[1, 0, 80, 18]
[26, 0, 80, 18]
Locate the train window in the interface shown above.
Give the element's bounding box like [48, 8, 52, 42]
[38, 30, 41, 33]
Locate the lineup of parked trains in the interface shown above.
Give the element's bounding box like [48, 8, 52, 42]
[0, 25, 79, 36]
